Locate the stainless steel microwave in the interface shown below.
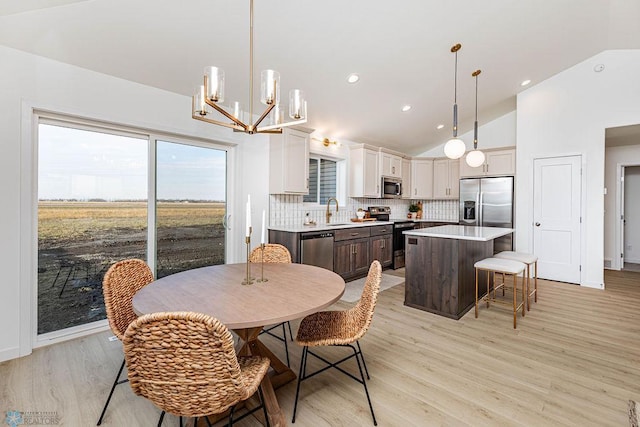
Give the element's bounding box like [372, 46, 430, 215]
[381, 176, 402, 198]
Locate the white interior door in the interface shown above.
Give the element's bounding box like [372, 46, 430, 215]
[533, 155, 582, 283]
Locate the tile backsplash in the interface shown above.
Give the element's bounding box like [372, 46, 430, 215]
[269, 195, 459, 226]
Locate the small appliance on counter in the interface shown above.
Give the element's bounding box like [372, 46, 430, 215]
[368, 206, 391, 221]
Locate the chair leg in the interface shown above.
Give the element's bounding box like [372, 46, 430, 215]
[512, 273, 517, 329]
[96, 358, 126, 425]
[521, 272, 526, 317]
[228, 405, 235, 427]
[474, 267, 479, 318]
[350, 344, 377, 426]
[526, 264, 531, 311]
[292, 346, 308, 423]
[157, 411, 165, 427]
[179, 416, 183, 427]
[287, 321, 294, 341]
[258, 386, 271, 427]
[282, 322, 290, 367]
[356, 341, 370, 380]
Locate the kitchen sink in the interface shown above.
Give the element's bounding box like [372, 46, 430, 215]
[326, 223, 351, 226]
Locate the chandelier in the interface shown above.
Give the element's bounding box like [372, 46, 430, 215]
[191, 0, 307, 134]
[443, 43, 466, 159]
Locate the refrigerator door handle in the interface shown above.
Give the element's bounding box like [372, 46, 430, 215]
[479, 191, 484, 225]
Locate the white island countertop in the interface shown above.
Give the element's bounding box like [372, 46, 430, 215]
[403, 225, 514, 241]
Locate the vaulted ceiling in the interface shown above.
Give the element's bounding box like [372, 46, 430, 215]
[1, 0, 639, 154]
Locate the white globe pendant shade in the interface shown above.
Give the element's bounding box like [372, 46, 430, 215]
[444, 137, 466, 159]
[466, 149, 485, 167]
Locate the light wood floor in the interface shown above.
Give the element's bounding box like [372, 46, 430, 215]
[1, 269, 639, 426]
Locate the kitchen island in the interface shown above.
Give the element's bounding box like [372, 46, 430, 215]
[403, 225, 514, 319]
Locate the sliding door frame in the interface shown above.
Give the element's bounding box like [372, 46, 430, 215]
[20, 107, 235, 355]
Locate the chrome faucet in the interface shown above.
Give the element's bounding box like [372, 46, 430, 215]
[326, 197, 339, 224]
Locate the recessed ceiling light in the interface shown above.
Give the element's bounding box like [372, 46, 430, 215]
[521, 79, 531, 87]
[401, 105, 412, 112]
[347, 73, 360, 84]
[436, 124, 445, 130]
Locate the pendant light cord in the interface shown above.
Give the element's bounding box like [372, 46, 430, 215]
[451, 44, 461, 138]
[472, 69, 481, 150]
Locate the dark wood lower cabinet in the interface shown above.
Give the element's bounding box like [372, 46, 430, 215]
[334, 237, 370, 280]
[404, 235, 493, 319]
[370, 235, 392, 268]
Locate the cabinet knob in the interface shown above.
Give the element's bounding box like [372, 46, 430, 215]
[535, 222, 541, 227]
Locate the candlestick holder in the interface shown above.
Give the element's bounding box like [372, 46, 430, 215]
[242, 230, 254, 285]
[256, 243, 268, 282]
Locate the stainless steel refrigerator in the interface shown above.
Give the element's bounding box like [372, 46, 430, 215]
[459, 176, 514, 253]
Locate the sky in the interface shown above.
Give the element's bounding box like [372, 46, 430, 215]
[38, 124, 227, 201]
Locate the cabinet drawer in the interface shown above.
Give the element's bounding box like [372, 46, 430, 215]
[334, 227, 371, 241]
[369, 224, 393, 236]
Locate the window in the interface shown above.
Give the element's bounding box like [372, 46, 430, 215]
[304, 157, 337, 204]
[36, 119, 229, 337]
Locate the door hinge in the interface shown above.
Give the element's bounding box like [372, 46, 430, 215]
[580, 217, 582, 223]
[621, 252, 624, 258]
[579, 265, 582, 271]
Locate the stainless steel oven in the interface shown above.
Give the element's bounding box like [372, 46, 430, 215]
[381, 176, 402, 199]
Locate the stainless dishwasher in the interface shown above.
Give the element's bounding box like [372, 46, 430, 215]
[300, 231, 334, 271]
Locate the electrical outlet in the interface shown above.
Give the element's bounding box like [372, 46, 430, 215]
[107, 335, 118, 342]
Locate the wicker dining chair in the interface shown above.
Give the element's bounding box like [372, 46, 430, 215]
[249, 243, 294, 366]
[292, 260, 382, 426]
[123, 311, 271, 427]
[97, 259, 154, 426]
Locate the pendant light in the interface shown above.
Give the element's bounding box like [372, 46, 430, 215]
[465, 69, 486, 167]
[443, 43, 466, 160]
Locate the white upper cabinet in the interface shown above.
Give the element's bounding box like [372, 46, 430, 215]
[433, 158, 459, 199]
[401, 157, 411, 199]
[459, 148, 516, 177]
[269, 128, 310, 194]
[410, 158, 433, 199]
[379, 148, 403, 178]
[350, 145, 380, 198]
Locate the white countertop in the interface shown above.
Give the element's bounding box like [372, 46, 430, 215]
[403, 225, 514, 241]
[269, 221, 393, 233]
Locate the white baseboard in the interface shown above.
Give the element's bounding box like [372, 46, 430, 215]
[581, 280, 604, 289]
[624, 258, 640, 264]
[0, 346, 20, 363]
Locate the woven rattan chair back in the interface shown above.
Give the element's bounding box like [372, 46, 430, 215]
[123, 311, 256, 417]
[346, 260, 382, 342]
[102, 259, 154, 341]
[249, 243, 292, 263]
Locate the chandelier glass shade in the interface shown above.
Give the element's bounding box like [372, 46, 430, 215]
[192, 0, 307, 134]
[465, 69, 485, 167]
[444, 43, 466, 160]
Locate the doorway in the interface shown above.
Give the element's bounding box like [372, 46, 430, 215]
[621, 166, 640, 271]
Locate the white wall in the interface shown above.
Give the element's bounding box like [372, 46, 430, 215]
[624, 166, 640, 264]
[516, 50, 640, 288]
[604, 145, 640, 269]
[417, 111, 517, 157]
[0, 45, 269, 361]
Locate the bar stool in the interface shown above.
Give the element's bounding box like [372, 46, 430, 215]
[495, 251, 538, 311]
[474, 258, 526, 329]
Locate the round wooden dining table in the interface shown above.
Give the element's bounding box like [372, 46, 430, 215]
[132, 262, 345, 427]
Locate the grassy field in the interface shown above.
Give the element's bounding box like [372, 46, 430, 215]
[37, 201, 226, 334]
[38, 201, 225, 241]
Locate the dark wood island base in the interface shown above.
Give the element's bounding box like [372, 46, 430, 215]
[403, 225, 514, 320]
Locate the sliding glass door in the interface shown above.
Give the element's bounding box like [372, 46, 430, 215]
[37, 122, 227, 336]
[155, 141, 227, 278]
[37, 123, 148, 334]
